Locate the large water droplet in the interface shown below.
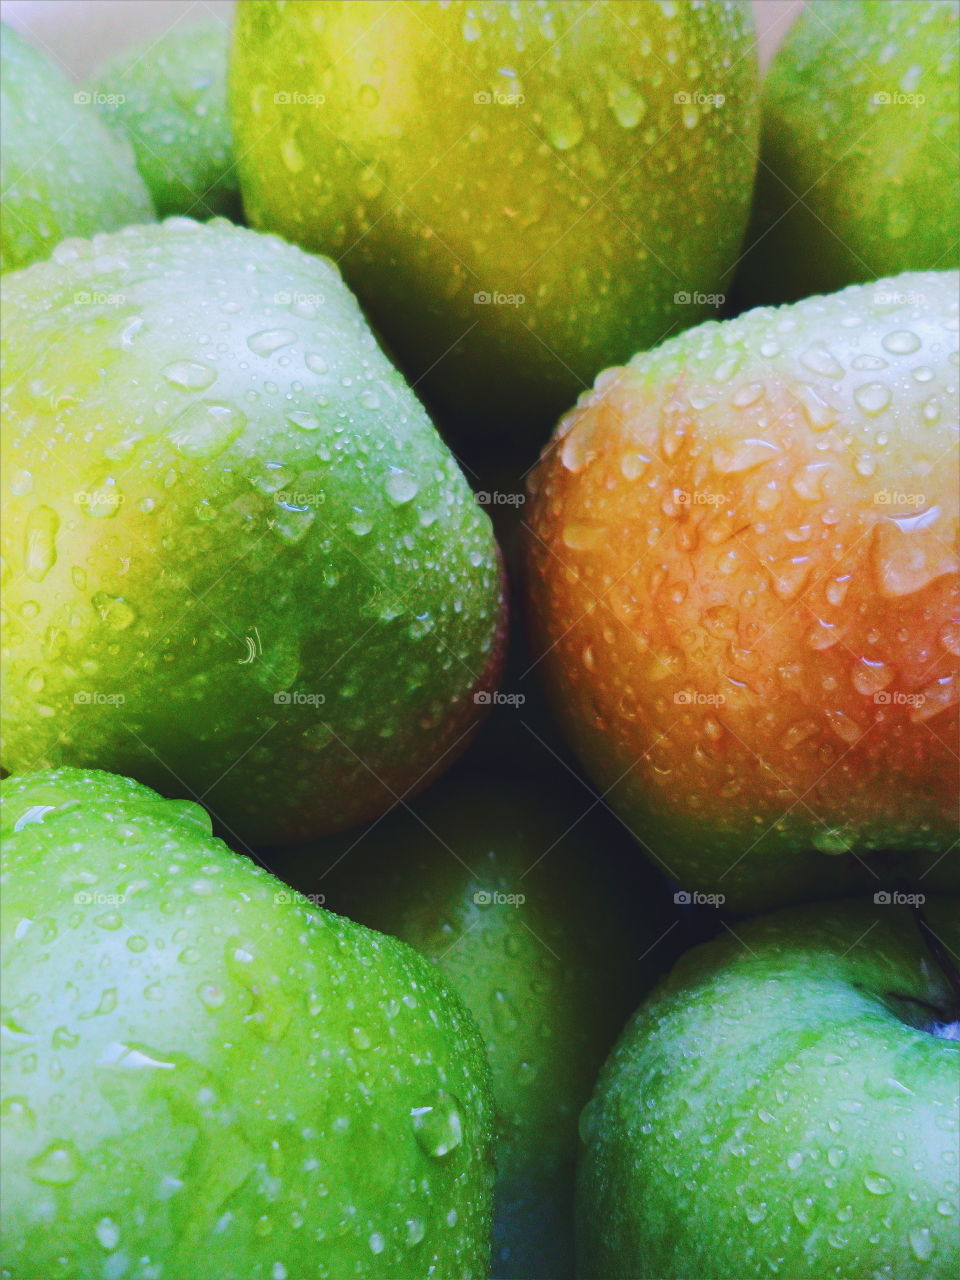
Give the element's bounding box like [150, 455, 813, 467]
[411, 1091, 463, 1157]
[385, 467, 419, 505]
[24, 505, 59, 582]
[169, 403, 246, 459]
[91, 592, 136, 631]
[247, 329, 296, 357]
[27, 1141, 82, 1185]
[162, 360, 217, 391]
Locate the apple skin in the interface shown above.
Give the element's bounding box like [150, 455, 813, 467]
[0, 219, 504, 848]
[0, 766, 495, 1280]
[230, 0, 759, 444]
[739, 0, 959, 307]
[524, 270, 959, 915]
[272, 774, 679, 1280]
[0, 23, 154, 273]
[577, 896, 960, 1280]
[89, 20, 241, 220]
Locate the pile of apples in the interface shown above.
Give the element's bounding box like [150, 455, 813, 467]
[1, 3, 957, 1278]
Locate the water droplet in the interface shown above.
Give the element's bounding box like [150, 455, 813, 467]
[681, 102, 699, 128]
[794, 383, 839, 431]
[248, 329, 296, 357]
[491, 989, 519, 1035]
[305, 353, 328, 375]
[711, 437, 780, 474]
[882, 330, 921, 355]
[827, 1146, 847, 1168]
[169, 403, 246, 459]
[800, 346, 844, 378]
[95, 1218, 120, 1249]
[852, 659, 894, 696]
[285, 411, 321, 432]
[864, 1172, 894, 1195]
[405, 1217, 426, 1246]
[562, 522, 604, 550]
[280, 134, 305, 173]
[91, 592, 136, 631]
[162, 360, 217, 390]
[411, 1091, 463, 1157]
[853, 383, 892, 415]
[813, 828, 851, 856]
[606, 72, 646, 127]
[386, 467, 419, 505]
[909, 1227, 934, 1261]
[10, 469, 34, 496]
[24, 505, 59, 582]
[27, 1141, 82, 1185]
[542, 93, 584, 149]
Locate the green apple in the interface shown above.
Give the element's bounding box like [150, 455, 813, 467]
[577, 896, 960, 1279]
[739, 0, 959, 306]
[0, 219, 504, 847]
[230, 0, 760, 444]
[0, 23, 154, 273]
[89, 19, 241, 220]
[0, 766, 494, 1280]
[276, 774, 678, 1279]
